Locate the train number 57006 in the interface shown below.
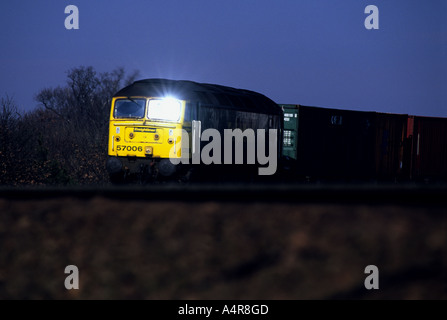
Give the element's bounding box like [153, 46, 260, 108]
[117, 145, 143, 152]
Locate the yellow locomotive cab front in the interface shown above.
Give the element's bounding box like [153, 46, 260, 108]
[106, 96, 186, 180]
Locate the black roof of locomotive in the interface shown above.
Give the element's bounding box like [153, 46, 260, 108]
[114, 79, 282, 115]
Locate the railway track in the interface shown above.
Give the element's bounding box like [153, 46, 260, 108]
[1, 182, 447, 204]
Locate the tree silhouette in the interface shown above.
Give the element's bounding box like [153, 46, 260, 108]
[0, 66, 140, 186]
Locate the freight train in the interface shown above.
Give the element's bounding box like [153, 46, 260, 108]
[106, 79, 447, 183]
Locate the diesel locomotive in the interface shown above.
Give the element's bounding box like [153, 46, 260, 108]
[106, 79, 283, 182]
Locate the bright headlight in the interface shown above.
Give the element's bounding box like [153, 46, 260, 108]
[148, 97, 182, 122]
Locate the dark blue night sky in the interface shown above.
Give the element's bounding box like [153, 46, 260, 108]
[1, 1, 446, 117]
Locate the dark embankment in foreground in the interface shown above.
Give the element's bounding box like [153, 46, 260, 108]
[0, 183, 446, 299]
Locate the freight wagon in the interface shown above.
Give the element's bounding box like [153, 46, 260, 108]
[409, 116, 447, 181]
[280, 104, 447, 183]
[280, 104, 376, 181]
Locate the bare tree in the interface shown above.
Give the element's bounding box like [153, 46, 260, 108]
[0, 66, 141, 186]
[32, 66, 140, 185]
[0, 94, 20, 131]
[0, 95, 30, 184]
